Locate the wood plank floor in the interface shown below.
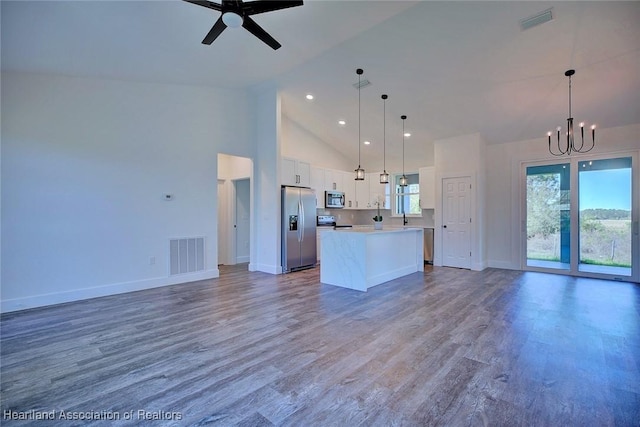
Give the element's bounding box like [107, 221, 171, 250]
[2, 265, 639, 426]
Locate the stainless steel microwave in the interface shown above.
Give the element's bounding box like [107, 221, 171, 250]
[325, 191, 345, 209]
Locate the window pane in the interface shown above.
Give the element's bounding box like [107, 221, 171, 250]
[396, 194, 421, 215]
[526, 164, 570, 270]
[394, 173, 420, 215]
[578, 157, 632, 276]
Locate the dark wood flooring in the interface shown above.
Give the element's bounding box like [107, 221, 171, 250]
[1, 265, 639, 426]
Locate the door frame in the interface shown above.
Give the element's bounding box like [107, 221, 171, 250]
[217, 153, 254, 271]
[217, 179, 228, 266]
[435, 172, 482, 270]
[520, 150, 639, 282]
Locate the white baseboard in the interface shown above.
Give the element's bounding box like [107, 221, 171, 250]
[1, 269, 220, 313]
[487, 260, 520, 270]
[251, 263, 280, 274]
[472, 260, 488, 271]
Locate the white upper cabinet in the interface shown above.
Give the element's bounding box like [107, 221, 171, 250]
[369, 172, 390, 209]
[283, 160, 395, 211]
[282, 157, 310, 187]
[419, 166, 435, 209]
[310, 166, 325, 208]
[341, 171, 356, 209]
[323, 168, 343, 192]
[355, 173, 371, 209]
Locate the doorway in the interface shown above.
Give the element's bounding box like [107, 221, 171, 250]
[523, 154, 638, 281]
[217, 153, 253, 270]
[442, 176, 472, 269]
[234, 178, 250, 263]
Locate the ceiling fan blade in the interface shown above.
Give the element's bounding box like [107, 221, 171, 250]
[183, 0, 222, 12]
[243, 0, 303, 16]
[202, 16, 227, 45]
[242, 16, 281, 50]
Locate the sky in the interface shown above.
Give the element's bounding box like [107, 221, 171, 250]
[579, 168, 632, 211]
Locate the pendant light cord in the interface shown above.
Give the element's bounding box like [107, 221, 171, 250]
[358, 72, 361, 168]
[383, 96, 386, 172]
[402, 116, 405, 177]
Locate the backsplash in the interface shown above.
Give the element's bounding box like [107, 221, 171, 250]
[317, 208, 435, 228]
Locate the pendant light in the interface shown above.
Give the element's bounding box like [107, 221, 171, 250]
[354, 68, 365, 181]
[399, 115, 408, 187]
[547, 69, 596, 156]
[380, 94, 389, 184]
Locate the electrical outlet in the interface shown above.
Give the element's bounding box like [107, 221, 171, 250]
[149, 256, 156, 265]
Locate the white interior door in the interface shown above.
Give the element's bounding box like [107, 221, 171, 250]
[234, 178, 250, 264]
[442, 176, 471, 269]
[217, 179, 227, 265]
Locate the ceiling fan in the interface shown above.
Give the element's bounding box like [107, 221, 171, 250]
[184, 0, 303, 50]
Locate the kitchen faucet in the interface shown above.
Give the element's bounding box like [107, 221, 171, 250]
[403, 213, 408, 226]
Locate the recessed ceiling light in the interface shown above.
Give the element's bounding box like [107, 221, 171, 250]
[363, 141, 371, 145]
[338, 120, 346, 126]
[305, 94, 314, 100]
[404, 132, 411, 137]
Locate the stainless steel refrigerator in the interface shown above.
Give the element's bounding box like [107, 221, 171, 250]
[281, 186, 317, 272]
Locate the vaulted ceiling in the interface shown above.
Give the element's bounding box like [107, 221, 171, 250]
[3, 1, 639, 171]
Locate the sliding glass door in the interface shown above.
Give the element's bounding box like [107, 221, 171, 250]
[524, 154, 638, 281]
[578, 158, 632, 276]
[526, 163, 570, 270]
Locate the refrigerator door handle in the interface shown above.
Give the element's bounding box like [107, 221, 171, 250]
[297, 200, 303, 242]
[299, 199, 305, 242]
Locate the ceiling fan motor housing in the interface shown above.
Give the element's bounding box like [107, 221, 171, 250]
[184, 0, 304, 50]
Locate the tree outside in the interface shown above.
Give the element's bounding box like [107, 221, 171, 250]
[526, 173, 632, 268]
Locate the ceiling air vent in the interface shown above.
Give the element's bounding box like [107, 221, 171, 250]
[520, 8, 553, 31]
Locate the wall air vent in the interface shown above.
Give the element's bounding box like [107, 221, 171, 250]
[170, 237, 205, 275]
[520, 8, 553, 31]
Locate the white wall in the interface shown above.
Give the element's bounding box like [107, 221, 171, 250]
[249, 83, 281, 274]
[1, 72, 252, 312]
[218, 153, 252, 180]
[433, 133, 486, 270]
[281, 114, 352, 171]
[485, 123, 640, 270]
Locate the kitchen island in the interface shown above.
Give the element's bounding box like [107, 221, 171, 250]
[320, 227, 424, 291]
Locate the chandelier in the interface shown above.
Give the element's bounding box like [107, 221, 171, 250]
[547, 69, 595, 156]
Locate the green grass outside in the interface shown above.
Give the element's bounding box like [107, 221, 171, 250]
[580, 258, 631, 268]
[527, 254, 560, 262]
